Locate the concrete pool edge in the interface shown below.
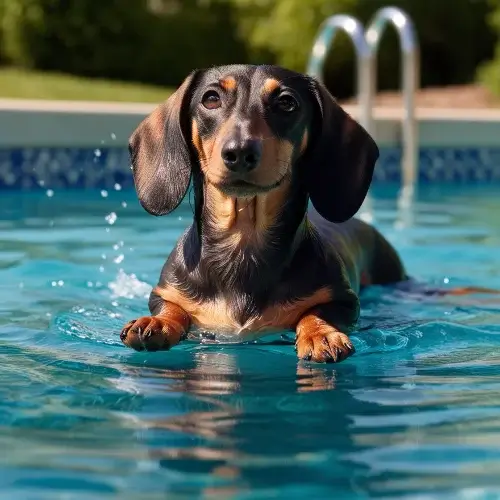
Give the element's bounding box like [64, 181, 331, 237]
[1, 99, 500, 188]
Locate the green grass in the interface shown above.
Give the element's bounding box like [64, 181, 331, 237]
[0, 67, 174, 102]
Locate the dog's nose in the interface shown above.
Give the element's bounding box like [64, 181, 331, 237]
[221, 138, 262, 172]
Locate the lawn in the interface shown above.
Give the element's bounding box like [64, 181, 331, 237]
[0, 68, 174, 102]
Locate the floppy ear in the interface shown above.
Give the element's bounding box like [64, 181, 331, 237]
[129, 70, 200, 216]
[305, 79, 379, 223]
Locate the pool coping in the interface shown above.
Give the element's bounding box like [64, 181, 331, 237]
[2, 98, 500, 149]
[2, 98, 500, 120]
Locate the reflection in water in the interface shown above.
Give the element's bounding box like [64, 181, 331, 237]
[110, 338, 500, 497]
[112, 347, 371, 496]
[296, 364, 337, 393]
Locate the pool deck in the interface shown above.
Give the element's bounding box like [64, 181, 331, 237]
[3, 97, 500, 119]
[2, 98, 500, 148]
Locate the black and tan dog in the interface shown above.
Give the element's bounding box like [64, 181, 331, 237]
[119, 64, 491, 363]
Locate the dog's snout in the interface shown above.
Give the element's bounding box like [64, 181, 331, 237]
[221, 138, 262, 172]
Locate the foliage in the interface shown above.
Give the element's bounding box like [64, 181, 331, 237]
[230, 0, 496, 98]
[0, 0, 5, 63]
[0, 0, 247, 87]
[477, 0, 500, 96]
[0, 0, 497, 99]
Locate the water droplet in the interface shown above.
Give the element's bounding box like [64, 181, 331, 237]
[444, 277, 450, 284]
[99, 266, 105, 272]
[46, 312, 52, 318]
[105, 228, 110, 233]
[87, 281, 93, 287]
[178, 216, 183, 221]
[46, 189, 54, 197]
[113, 241, 125, 250]
[105, 212, 117, 225]
[114, 254, 124, 264]
[100, 140, 105, 145]
[111, 133, 116, 140]
[121, 202, 127, 208]
[101, 190, 108, 198]
[94, 149, 102, 157]
[38, 180, 45, 187]
[101, 253, 107, 260]
[58, 280, 64, 286]
[51, 281, 57, 287]
[111, 301, 119, 307]
[114, 183, 122, 191]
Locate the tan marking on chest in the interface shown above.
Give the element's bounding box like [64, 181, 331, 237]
[204, 180, 291, 247]
[154, 285, 332, 338]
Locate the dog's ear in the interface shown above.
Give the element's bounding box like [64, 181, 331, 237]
[305, 79, 379, 223]
[129, 70, 200, 216]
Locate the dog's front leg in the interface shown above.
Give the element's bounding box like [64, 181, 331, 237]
[295, 304, 356, 363]
[120, 298, 190, 352]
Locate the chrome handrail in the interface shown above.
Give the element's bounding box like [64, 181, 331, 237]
[306, 7, 420, 198]
[306, 14, 371, 132]
[366, 6, 419, 196]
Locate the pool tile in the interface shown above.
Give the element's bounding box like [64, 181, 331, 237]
[1, 146, 500, 189]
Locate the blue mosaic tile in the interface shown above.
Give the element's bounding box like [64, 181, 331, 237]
[0, 146, 500, 189]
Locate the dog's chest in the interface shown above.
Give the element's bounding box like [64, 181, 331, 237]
[155, 284, 332, 339]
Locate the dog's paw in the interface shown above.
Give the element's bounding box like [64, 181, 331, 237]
[120, 316, 183, 351]
[295, 329, 355, 363]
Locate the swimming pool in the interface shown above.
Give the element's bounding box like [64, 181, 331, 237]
[1, 183, 500, 499]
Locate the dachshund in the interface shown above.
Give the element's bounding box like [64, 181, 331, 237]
[119, 64, 496, 363]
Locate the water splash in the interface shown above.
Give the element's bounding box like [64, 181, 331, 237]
[108, 269, 152, 300]
[105, 212, 117, 225]
[53, 305, 123, 346]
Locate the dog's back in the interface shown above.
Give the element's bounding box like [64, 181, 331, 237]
[308, 208, 407, 293]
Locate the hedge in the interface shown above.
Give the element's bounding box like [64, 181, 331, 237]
[229, 0, 496, 98]
[0, 0, 248, 87]
[0, 0, 497, 98]
[477, 0, 500, 97]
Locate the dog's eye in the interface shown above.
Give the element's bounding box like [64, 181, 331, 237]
[276, 93, 299, 113]
[201, 90, 221, 110]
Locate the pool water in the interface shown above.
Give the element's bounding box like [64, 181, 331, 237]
[1, 184, 500, 499]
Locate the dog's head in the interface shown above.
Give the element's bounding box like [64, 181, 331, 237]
[129, 64, 379, 223]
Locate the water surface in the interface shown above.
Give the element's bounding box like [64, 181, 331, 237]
[1, 184, 500, 499]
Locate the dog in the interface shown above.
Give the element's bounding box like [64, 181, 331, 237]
[119, 64, 494, 363]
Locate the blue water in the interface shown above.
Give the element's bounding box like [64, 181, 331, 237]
[1, 184, 500, 499]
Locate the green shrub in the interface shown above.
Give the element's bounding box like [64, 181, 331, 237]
[230, 0, 496, 99]
[0, 0, 5, 64]
[1, 0, 247, 87]
[477, 0, 500, 96]
[1, 0, 495, 96]
[135, 2, 249, 86]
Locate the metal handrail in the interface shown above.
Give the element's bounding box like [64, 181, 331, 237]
[366, 6, 419, 195]
[306, 7, 420, 196]
[306, 15, 371, 132]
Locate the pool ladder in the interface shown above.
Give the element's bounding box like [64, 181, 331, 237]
[306, 6, 420, 208]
